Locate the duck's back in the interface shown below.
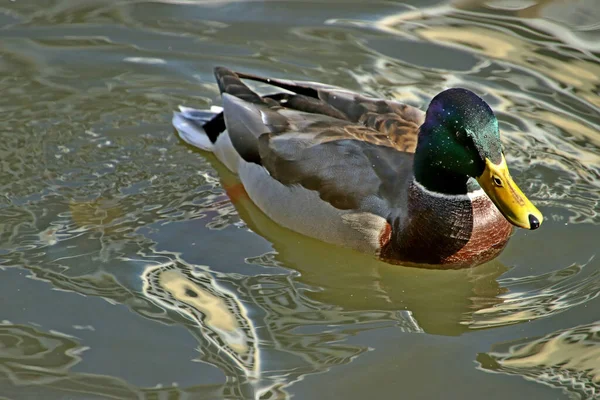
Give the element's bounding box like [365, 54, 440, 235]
[174, 68, 427, 254]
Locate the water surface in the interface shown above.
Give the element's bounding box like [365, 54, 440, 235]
[0, 0, 599, 398]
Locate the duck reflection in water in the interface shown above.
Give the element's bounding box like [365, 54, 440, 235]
[182, 149, 514, 337]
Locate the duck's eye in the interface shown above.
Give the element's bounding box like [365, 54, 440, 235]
[493, 176, 503, 187]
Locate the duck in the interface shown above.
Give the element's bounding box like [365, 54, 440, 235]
[172, 67, 543, 268]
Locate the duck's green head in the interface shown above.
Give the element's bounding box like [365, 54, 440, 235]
[414, 88, 543, 230]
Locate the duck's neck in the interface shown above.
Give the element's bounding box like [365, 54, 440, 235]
[413, 124, 472, 195]
[413, 160, 469, 195]
[413, 151, 471, 196]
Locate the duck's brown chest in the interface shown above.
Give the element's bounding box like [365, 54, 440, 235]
[380, 185, 513, 268]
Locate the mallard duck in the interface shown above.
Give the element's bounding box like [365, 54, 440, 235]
[173, 67, 543, 268]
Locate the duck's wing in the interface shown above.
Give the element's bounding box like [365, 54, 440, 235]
[258, 126, 414, 213]
[239, 71, 424, 152]
[216, 67, 424, 154]
[216, 67, 414, 213]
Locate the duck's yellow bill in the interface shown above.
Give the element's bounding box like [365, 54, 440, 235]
[476, 155, 543, 230]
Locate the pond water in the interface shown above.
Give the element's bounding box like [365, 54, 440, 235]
[1, 0, 599, 398]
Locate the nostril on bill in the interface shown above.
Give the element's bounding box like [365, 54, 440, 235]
[528, 214, 540, 230]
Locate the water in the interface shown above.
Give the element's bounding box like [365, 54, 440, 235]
[0, 0, 599, 398]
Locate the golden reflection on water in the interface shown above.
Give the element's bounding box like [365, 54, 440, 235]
[419, 26, 599, 104]
[478, 321, 600, 398]
[375, 0, 600, 107]
[142, 262, 259, 376]
[69, 199, 122, 228]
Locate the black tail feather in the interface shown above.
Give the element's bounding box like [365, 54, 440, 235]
[202, 112, 225, 143]
[214, 67, 266, 105]
[236, 71, 319, 99]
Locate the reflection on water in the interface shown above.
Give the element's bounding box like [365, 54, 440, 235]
[142, 262, 260, 380]
[221, 157, 506, 336]
[478, 321, 600, 399]
[0, 0, 599, 398]
[467, 258, 600, 329]
[0, 323, 84, 386]
[0, 323, 231, 398]
[139, 256, 423, 397]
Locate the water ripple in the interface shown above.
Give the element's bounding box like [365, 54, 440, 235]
[466, 258, 600, 329]
[478, 321, 600, 399]
[0, 0, 599, 398]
